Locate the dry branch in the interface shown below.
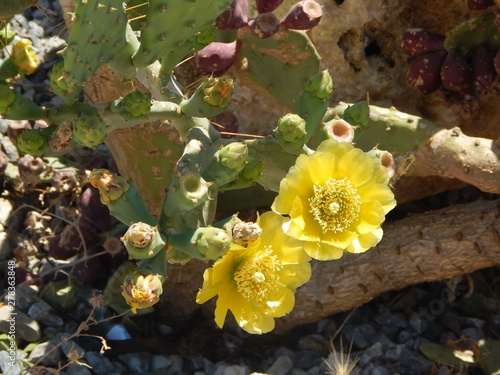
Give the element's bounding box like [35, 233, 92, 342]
[271, 198, 500, 332]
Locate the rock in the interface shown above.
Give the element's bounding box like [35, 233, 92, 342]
[294, 350, 321, 370]
[358, 341, 384, 366]
[361, 364, 390, 375]
[297, 334, 326, 352]
[85, 352, 114, 375]
[27, 301, 64, 328]
[118, 352, 152, 373]
[27, 341, 62, 367]
[0, 305, 41, 342]
[267, 354, 294, 375]
[342, 323, 376, 350]
[64, 363, 92, 375]
[0, 349, 29, 375]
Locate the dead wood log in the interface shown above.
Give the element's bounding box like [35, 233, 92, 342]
[270, 198, 500, 333]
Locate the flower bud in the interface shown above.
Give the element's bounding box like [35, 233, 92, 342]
[122, 222, 166, 259]
[88, 169, 129, 204]
[122, 270, 164, 313]
[73, 114, 106, 148]
[11, 38, 39, 75]
[196, 227, 232, 259]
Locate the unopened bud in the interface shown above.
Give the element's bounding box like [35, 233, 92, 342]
[122, 270, 163, 313]
[122, 222, 165, 259]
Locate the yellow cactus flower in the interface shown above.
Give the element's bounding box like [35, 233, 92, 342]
[196, 211, 311, 334]
[272, 139, 396, 261]
[11, 38, 39, 75]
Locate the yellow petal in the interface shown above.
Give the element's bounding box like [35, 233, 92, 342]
[303, 240, 344, 260]
[346, 227, 384, 253]
[356, 201, 386, 234]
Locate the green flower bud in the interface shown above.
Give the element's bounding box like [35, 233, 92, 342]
[240, 158, 264, 182]
[17, 128, 53, 156]
[88, 169, 129, 204]
[122, 91, 152, 118]
[121, 270, 164, 313]
[0, 84, 17, 114]
[343, 101, 370, 127]
[203, 76, 234, 107]
[49, 61, 70, 94]
[196, 227, 231, 260]
[275, 113, 307, 143]
[304, 70, 333, 99]
[218, 142, 248, 170]
[122, 222, 166, 260]
[73, 114, 106, 148]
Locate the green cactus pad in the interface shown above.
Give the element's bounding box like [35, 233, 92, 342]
[238, 28, 321, 111]
[50, 0, 128, 104]
[444, 13, 500, 58]
[131, 0, 232, 68]
[298, 70, 333, 143]
[0, 84, 44, 120]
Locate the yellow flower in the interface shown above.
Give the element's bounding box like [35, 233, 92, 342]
[196, 211, 311, 334]
[272, 139, 396, 261]
[12, 38, 39, 75]
[122, 270, 163, 313]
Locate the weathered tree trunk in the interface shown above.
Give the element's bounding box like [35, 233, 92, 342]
[272, 198, 500, 332]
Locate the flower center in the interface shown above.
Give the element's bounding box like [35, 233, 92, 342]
[308, 177, 361, 232]
[234, 247, 282, 301]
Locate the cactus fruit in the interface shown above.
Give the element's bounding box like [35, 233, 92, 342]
[180, 76, 234, 118]
[405, 50, 447, 94]
[256, 0, 284, 14]
[472, 44, 496, 90]
[324, 117, 355, 143]
[466, 0, 495, 10]
[440, 49, 472, 91]
[72, 114, 106, 148]
[17, 155, 44, 181]
[249, 13, 280, 39]
[122, 222, 166, 259]
[195, 41, 241, 76]
[215, 0, 248, 30]
[401, 29, 445, 57]
[280, 0, 323, 30]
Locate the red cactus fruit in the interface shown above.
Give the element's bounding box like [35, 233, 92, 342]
[406, 50, 447, 94]
[256, 0, 284, 13]
[280, 0, 322, 30]
[466, 0, 495, 10]
[196, 41, 241, 76]
[472, 44, 496, 90]
[401, 29, 445, 57]
[249, 12, 280, 38]
[215, 0, 248, 30]
[440, 49, 472, 91]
